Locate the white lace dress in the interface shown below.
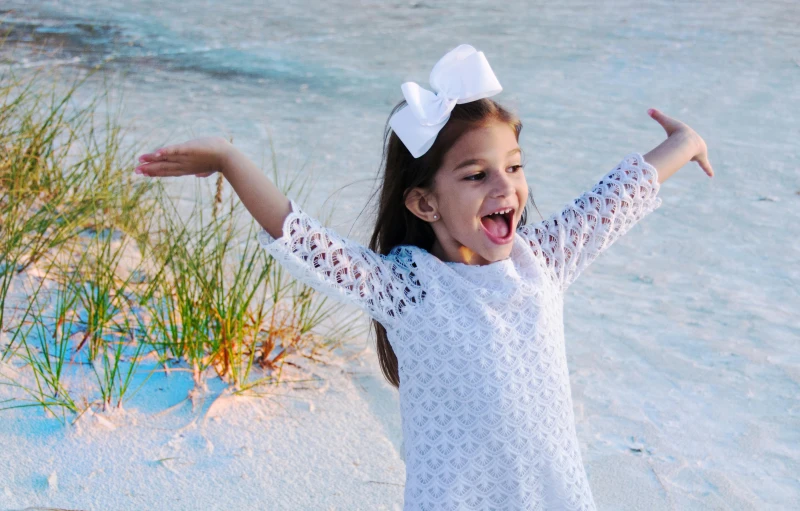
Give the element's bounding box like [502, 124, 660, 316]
[257, 153, 662, 510]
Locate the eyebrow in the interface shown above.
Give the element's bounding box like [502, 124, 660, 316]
[452, 147, 522, 172]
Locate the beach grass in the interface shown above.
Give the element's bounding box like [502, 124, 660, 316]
[0, 47, 363, 422]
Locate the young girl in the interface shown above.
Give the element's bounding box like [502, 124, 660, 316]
[135, 44, 713, 511]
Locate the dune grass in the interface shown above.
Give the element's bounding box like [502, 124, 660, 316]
[0, 47, 364, 422]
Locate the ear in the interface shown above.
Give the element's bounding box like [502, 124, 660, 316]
[404, 186, 438, 223]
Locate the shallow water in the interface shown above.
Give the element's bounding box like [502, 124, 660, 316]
[1, 0, 798, 508]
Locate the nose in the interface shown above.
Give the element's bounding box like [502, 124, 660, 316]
[490, 169, 517, 199]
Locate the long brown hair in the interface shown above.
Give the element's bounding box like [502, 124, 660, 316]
[366, 97, 537, 388]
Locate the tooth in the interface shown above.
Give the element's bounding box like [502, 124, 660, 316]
[485, 209, 513, 216]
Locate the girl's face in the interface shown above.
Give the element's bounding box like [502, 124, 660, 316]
[406, 120, 528, 266]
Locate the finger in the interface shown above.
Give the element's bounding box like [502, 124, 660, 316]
[648, 108, 681, 132]
[135, 162, 185, 176]
[138, 149, 171, 163]
[141, 169, 193, 177]
[693, 154, 713, 178]
[150, 169, 196, 177]
[138, 144, 186, 163]
[699, 157, 714, 178]
[138, 152, 161, 163]
[156, 144, 187, 160]
[648, 108, 668, 132]
[649, 108, 670, 124]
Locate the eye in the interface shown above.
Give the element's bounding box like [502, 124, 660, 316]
[464, 164, 524, 181]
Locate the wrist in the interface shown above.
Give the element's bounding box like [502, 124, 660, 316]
[218, 140, 239, 177]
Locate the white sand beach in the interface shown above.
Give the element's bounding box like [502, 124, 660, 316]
[1, 0, 798, 509]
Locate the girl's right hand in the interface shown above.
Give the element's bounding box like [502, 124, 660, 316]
[135, 136, 233, 178]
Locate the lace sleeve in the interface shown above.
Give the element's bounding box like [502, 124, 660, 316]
[517, 152, 662, 292]
[257, 199, 423, 329]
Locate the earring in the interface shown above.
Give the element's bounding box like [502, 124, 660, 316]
[433, 214, 438, 220]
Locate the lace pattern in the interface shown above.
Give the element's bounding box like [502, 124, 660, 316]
[257, 153, 662, 510]
[517, 152, 662, 292]
[257, 200, 425, 331]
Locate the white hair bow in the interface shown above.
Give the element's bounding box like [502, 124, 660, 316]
[389, 44, 503, 158]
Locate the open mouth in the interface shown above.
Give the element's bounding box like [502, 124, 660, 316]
[480, 208, 514, 245]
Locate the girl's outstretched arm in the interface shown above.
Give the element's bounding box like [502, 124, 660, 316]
[135, 137, 424, 333]
[218, 145, 292, 238]
[516, 109, 713, 292]
[136, 137, 292, 238]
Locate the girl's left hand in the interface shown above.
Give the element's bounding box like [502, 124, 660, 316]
[648, 108, 714, 178]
